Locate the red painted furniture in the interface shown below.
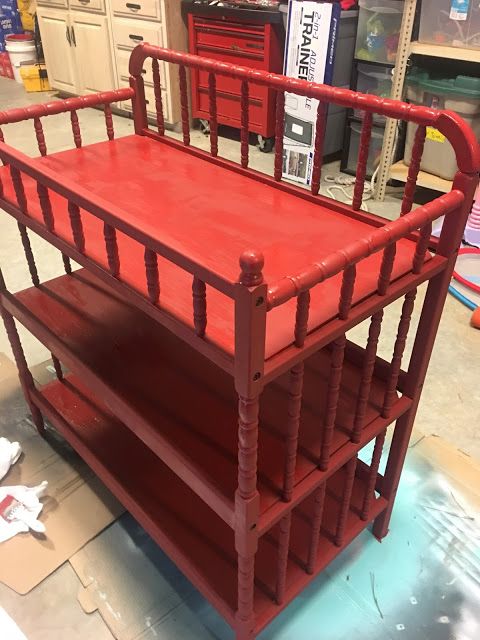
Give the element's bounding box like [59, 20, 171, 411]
[187, 7, 284, 149]
[0, 45, 478, 640]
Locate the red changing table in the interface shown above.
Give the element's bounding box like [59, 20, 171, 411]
[0, 45, 478, 639]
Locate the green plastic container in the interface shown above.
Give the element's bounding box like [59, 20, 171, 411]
[404, 69, 480, 181]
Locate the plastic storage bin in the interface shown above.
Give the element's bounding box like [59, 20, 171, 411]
[404, 69, 480, 181]
[419, 0, 480, 50]
[354, 63, 393, 122]
[344, 118, 385, 177]
[355, 0, 403, 64]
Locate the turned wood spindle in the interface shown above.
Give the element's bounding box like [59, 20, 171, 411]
[351, 310, 384, 443]
[412, 221, 432, 274]
[307, 483, 326, 574]
[378, 243, 396, 296]
[294, 290, 310, 348]
[208, 72, 218, 157]
[338, 265, 356, 320]
[33, 116, 47, 156]
[237, 394, 260, 500]
[103, 223, 120, 276]
[283, 361, 304, 502]
[274, 91, 285, 182]
[51, 354, 64, 381]
[319, 335, 346, 471]
[37, 182, 54, 231]
[401, 125, 426, 216]
[382, 289, 417, 418]
[70, 110, 82, 148]
[237, 554, 255, 631]
[192, 276, 207, 337]
[335, 457, 357, 547]
[17, 223, 39, 286]
[67, 201, 85, 253]
[179, 65, 190, 146]
[240, 80, 249, 169]
[144, 247, 160, 304]
[352, 112, 373, 211]
[282, 290, 310, 501]
[10, 166, 27, 213]
[104, 103, 114, 140]
[152, 59, 165, 136]
[62, 254, 72, 275]
[361, 429, 386, 520]
[276, 513, 292, 605]
[311, 102, 327, 196]
[0, 275, 44, 434]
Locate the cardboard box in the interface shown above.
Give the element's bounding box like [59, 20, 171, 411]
[282, 0, 340, 185]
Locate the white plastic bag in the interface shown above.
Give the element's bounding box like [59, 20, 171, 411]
[0, 481, 48, 543]
[0, 437, 22, 481]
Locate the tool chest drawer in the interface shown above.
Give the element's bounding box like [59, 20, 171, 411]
[193, 16, 265, 57]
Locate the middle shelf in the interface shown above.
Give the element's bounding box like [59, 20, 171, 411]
[2, 269, 411, 532]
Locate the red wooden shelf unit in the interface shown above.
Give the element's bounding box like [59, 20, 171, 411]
[0, 45, 478, 640]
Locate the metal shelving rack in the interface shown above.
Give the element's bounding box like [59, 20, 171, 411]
[375, 0, 418, 200]
[376, 0, 480, 199]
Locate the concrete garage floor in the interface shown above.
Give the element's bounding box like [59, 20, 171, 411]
[0, 77, 479, 639]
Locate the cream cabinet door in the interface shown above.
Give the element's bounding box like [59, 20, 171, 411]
[37, 8, 77, 93]
[70, 12, 115, 94]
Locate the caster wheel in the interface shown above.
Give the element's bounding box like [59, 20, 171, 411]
[258, 135, 275, 153]
[199, 119, 210, 135]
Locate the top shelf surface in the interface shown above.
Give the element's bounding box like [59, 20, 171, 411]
[410, 41, 480, 63]
[0, 135, 423, 359]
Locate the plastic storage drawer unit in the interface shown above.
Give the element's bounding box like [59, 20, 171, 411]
[419, 0, 480, 50]
[355, 0, 403, 64]
[354, 63, 393, 122]
[404, 69, 480, 181]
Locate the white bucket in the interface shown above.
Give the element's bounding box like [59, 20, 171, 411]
[5, 34, 38, 84]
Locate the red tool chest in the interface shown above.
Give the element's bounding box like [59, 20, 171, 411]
[187, 11, 284, 145]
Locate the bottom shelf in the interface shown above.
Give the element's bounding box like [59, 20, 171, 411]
[389, 160, 453, 193]
[33, 373, 387, 634]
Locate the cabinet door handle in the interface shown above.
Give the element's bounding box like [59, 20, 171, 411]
[66, 24, 71, 45]
[126, 2, 141, 10]
[71, 26, 76, 47]
[128, 34, 144, 42]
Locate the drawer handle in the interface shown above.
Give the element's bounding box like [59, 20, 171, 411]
[129, 34, 144, 41]
[126, 2, 141, 9]
[245, 43, 263, 50]
[79, 0, 91, 4]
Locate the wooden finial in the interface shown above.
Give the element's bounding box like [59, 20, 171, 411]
[239, 249, 264, 286]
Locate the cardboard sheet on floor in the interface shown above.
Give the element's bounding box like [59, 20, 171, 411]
[0, 354, 124, 595]
[69, 431, 480, 640]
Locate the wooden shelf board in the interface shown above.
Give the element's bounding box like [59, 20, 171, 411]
[32, 374, 387, 633]
[389, 161, 453, 193]
[4, 270, 406, 535]
[410, 41, 480, 63]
